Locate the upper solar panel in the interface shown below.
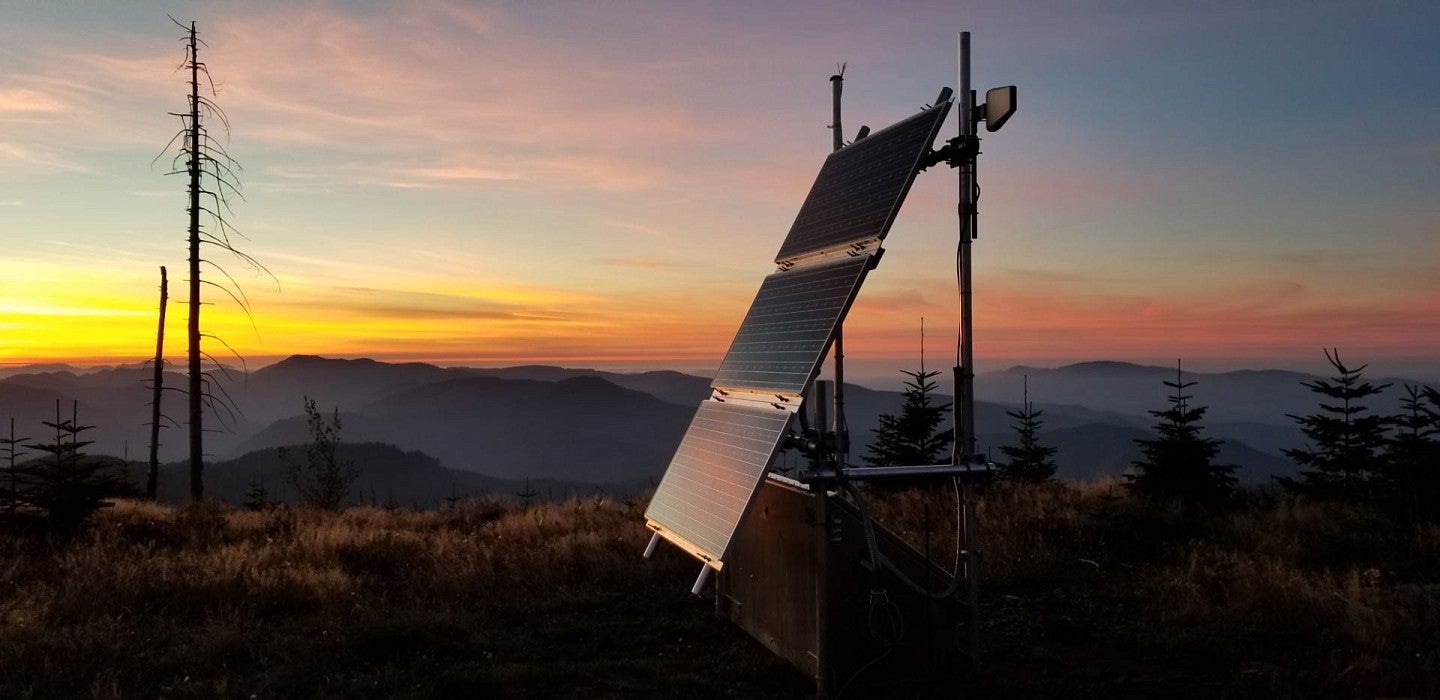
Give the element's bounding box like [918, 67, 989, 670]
[711, 253, 873, 395]
[773, 101, 952, 264]
[644, 399, 794, 565]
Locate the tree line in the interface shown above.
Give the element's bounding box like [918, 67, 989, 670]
[1, 394, 358, 537]
[865, 349, 1440, 521]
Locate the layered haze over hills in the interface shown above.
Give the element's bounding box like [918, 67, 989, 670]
[2, 355, 1434, 502]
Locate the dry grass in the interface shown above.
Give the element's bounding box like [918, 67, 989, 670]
[873, 480, 1440, 697]
[1, 485, 1436, 697]
[0, 497, 804, 698]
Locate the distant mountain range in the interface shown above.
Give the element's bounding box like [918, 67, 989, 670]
[131, 442, 609, 507]
[3, 355, 1434, 500]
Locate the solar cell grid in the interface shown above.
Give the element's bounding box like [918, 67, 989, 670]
[711, 253, 872, 395]
[774, 102, 951, 263]
[644, 399, 794, 562]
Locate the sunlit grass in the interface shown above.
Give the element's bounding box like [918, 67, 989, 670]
[1, 486, 1436, 696]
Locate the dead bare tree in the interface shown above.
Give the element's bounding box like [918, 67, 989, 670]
[145, 266, 168, 499]
[160, 18, 272, 501]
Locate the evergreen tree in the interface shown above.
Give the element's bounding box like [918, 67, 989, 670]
[1, 418, 28, 514]
[14, 401, 133, 534]
[996, 376, 1057, 482]
[1278, 349, 1392, 499]
[1126, 361, 1237, 503]
[864, 368, 953, 467]
[242, 473, 275, 511]
[1380, 384, 1439, 521]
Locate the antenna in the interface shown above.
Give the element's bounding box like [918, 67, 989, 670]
[829, 66, 850, 468]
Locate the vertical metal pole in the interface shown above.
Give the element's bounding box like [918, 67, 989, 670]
[962, 481, 979, 665]
[829, 72, 849, 466]
[812, 380, 832, 698]
[957, 32, 977, 459]
[958, 30, 982, 670]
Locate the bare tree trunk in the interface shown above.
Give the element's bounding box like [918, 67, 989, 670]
[147, 265, 167, 499]
[186, 21, 204, 502]
[5, 417, 22, 510]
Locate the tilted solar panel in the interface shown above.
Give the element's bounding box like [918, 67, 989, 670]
[710, 253, 873, 396]
[644, 399, 794, 565]
[773, 101, 951, 264]
[647, 97, 950, 571]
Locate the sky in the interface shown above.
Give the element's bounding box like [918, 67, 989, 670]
[1, 1, 1438, 382]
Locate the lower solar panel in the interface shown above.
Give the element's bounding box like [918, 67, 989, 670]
[644, 399, 794, 565]
[710, 253, 873, 396]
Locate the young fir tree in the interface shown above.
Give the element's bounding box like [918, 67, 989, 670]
[1278, 349, 1392, 500]
[1126, 361, 1237, 503]
[16, 401, 133, 534]
[242, 473, 275, 511]
[1, 418, 28, 514]
[1380, 384, 1439, 521]
[864, 367, 953, 467]
[996, 375, 1057, 483]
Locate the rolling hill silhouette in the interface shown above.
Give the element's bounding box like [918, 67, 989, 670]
[5, 354, 1426, 490]
[138, 441, 609, 506]
[236, 375, 693, 483]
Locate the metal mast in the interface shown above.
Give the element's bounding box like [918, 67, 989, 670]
[956, 31, 978, 460]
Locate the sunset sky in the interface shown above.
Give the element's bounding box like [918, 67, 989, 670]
[2, 1, 1437, 381]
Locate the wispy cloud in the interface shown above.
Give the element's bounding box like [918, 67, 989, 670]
[0, 142, 93, 173]
[267, 285, 581, 324]
[592, 257, 666, 270]
[0, 88, 63, 113]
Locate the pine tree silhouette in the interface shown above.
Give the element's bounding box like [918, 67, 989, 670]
[996, 375, 1057, 483]
[1380, 384, 1439, 521]
[1, 417, 28, 514]
[15, 401, 133, 534]
[864, 367, 953, 467]
[1126, 361, 1236, 503]
[242, 473, 275, 511]
[1278, 349, 1391, 499]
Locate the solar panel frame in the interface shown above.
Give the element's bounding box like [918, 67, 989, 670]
[644, 399, 795, 565]
[710, 252, 875, 396]
[774, 101, 952, 264]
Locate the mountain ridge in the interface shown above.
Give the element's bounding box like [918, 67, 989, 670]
[5, 354, 1430, 489]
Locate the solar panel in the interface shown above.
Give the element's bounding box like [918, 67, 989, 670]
[773, 101, 951, 264]
[645, 399, 794, 565]
[711, 253, 873, 396]
[647, 97, 952, 572]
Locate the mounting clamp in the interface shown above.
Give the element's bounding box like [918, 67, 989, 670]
[921, 135, 980, 171]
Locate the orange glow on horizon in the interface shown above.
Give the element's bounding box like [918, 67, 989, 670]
[5, 255, 1436, 371]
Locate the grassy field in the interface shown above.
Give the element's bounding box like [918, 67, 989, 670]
[1, 483, 1437, 698]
